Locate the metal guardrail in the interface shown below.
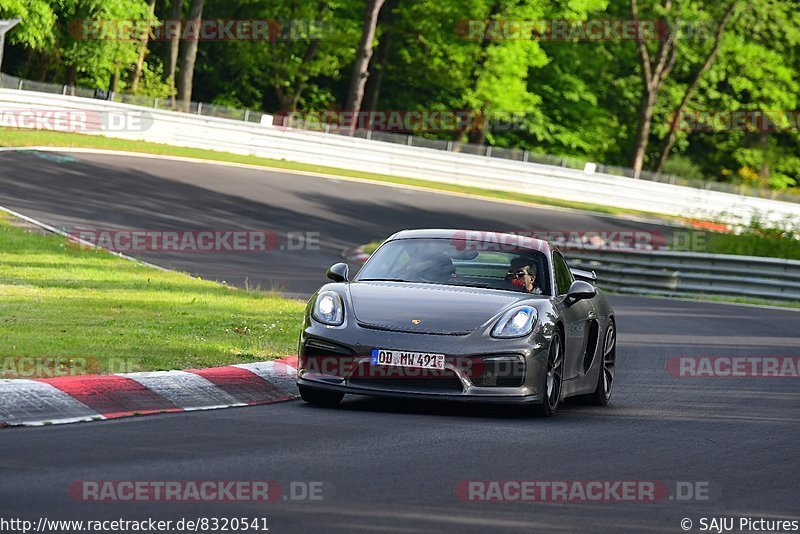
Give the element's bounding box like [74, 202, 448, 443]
[1, 71, 797, 204]
[565, 248, 800, 302]
[2, 87, 800, 224]
[0, 73, 264, 124]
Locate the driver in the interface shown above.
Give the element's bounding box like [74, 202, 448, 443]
[412, 252, 456, 283]
[505, 257, 541, 294]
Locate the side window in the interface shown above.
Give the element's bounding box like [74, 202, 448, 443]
[553, 253, 574, 296]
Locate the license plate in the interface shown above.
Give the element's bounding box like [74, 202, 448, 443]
[371, 349, 446, 370]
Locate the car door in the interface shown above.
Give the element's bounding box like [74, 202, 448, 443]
[552, 251, 595, 381]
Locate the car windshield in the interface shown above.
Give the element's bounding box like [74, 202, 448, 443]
[355, 238, 551, 295]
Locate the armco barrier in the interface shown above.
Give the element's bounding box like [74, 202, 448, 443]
[2, 88, 800, 225]
[565, 249, 800, 302]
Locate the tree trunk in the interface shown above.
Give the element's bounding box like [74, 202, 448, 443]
[177, 0, 204, 111]
[131, 0, 157, 93]
[344, 0, 386, 123]
[629, 0, 678, 177]
[631, 88, 657, 177]
[167, 0, 183, 104]
[468, 114, 490, 146]
[65, 64, 77, 90]
[653, 1, 737, 175]
[108, 65, 120, 94]
[363, 0, 394, 112]
[759, 131, 770, 182]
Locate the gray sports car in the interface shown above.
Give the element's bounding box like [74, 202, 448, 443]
[296, 229, 616, 416]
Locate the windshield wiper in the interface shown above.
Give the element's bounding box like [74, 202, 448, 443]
[358, 278, 410, 282]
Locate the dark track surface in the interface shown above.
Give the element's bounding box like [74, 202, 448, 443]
[0, 149, 672, 296]
[0, 150, 798, 533]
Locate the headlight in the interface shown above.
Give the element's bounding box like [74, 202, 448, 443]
[312, 291, 344, 326]
[491, 306, 537, 338]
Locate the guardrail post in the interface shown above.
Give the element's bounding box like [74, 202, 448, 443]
[523, 150, 529, 162]
[485, 146, 492, 157]
[406, 136, 412, 146]
[62, 85, 67, 95]
[17, 79, 23, 90]
[244, 109, 250, 122]
[197, 102, 203, 115]
[366, 129, 372, 140]
[153, 97, 159, 108]
[447, 140, 453, 151]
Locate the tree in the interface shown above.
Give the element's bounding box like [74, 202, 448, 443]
[344, 0, 385, 119]
[177, 0, 204, 109]
[653, 2, 737, 175]
[166, 0, 182, 97]
[363, 0, 395, 112]
[629, 0, 738, 177]
[192, 0, 360, 112]
[130, 0, 157, 92]
[0, 0, 56, 51]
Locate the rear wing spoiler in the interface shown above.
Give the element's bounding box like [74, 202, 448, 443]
[570, 268, 597, 283]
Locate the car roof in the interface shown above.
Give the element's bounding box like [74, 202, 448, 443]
[387, 229, 554, 254]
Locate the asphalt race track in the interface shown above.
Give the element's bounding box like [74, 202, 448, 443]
[0, 149, 798, 533]
[0, 149, 674, 296]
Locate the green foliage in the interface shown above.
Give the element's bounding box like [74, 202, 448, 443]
[2, 0, 799, 193]
[674, 213, 800, 259]
[0, 0, 57, 49]
[663, 155, 705, 181]
[131, 60, 176, 98]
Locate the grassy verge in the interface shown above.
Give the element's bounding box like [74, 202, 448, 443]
[0, 213, 305, 373]
[676, 228, 800, 260]
[0, 127, 672, 220]
[616, 291, 800, 310]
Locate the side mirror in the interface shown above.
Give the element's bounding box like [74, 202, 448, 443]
[326, 262, 350, 283]
[565, 280, 596, 306]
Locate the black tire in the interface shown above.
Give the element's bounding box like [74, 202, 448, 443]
[299, 385, 344, 407]
[534, 329, 564, 417]
[588, 319, 616, 406]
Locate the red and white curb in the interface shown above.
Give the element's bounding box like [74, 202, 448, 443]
[0, 357, 298, 427]
[343, 245, 370, 264]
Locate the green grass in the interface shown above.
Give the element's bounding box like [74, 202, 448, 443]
[361, 241, 382, 255]
[617, 291, 800, 310]
[0, 127, 672, 220]
[675, 230, 800, 260]
[0, 214, 305, 373]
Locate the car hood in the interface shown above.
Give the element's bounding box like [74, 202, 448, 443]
[349, 282, 528, 335]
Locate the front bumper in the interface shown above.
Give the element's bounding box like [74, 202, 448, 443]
[297, 319, 551, 403]
[297, 377, 544, 404]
